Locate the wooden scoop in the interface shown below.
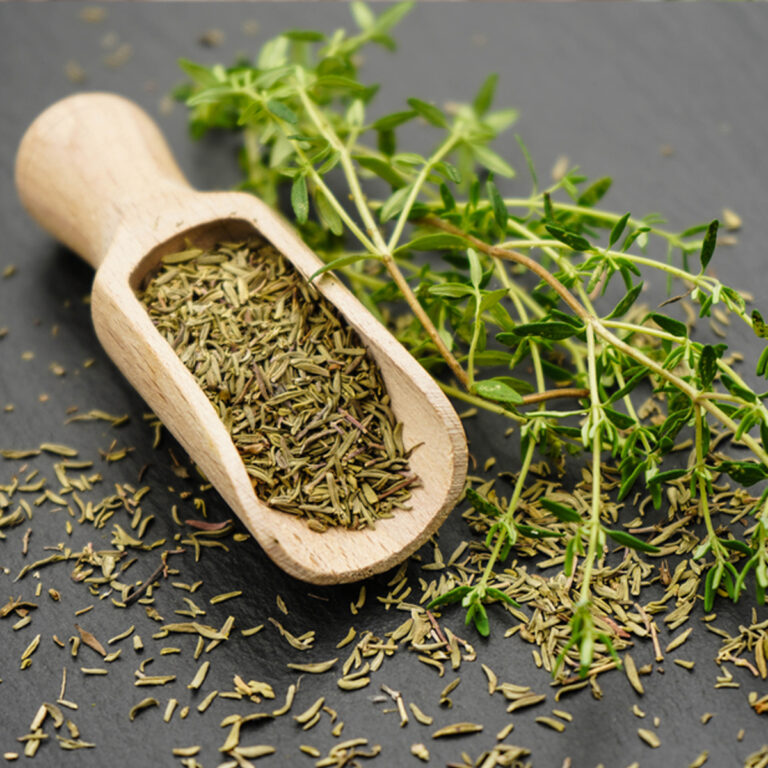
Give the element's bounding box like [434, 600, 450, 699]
[15, 93, 467, 584]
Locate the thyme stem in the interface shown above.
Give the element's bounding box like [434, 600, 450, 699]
[580, 325, 604, 603]
[476, 438, 536, 594]
[295, 85, 470, 390]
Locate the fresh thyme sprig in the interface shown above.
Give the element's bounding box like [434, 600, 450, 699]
[176, 1, 768, 676]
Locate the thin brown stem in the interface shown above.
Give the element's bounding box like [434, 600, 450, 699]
[521, 388, 589, 406]
[420, 216, 588, 319]
[382, 256, 470, 389]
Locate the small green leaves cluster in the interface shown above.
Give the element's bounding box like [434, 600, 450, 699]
[178, 2, 768, 677]
[557, 601, 622, 678]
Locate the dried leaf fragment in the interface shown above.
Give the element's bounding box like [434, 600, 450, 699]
[432, 722, 483, 739]
[286, 658, 338, 674]
[74, 624, 106, 657]
[128, 698, 159, 721]
[638, 728, 661, 748]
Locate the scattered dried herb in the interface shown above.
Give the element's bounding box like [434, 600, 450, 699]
[6, 4, 768, 767]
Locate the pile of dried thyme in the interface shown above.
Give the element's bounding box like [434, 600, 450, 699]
[139, 239, 417, 530]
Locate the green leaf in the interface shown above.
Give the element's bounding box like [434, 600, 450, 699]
[253, 65, 294, 89]
[406, 97, 447, 128]
[621, 226, 650, 253]
[257, 35, 289, 69]
[647, 468, 689, 487]
[236, 99, 264, 126]
[186, 85, 235, 107]
[380, 184, 413, 222]
[266, 99, 298, 124]
[500, 321, 583, 342]
[395, 234, 466, 254]
[440, 183, 456, 212]
[465, 488, 503, 518]
[473, 73, 498, 116]
[540, 498, 581, 523]
[758, 347, 768, 378]
[478, 288, 508, 313]
[355, 155, 406, 188]
[680, 222, 712, 238]
[309, 253, 372, 281]
[484, 108, 519, 134]
[468, 248, 482, 289]
[543, 192, 555, 221]
[605, 529, 660, 553]
[269, 131, 295, 169]
[617, 462, 645, 502]
[378, 128, 396, 156]
[432, 161, 461, 185]
[720, 375, 757, 402]
[393, 152, 426, 167]
[700, 219, 719, 271]
[720, 538, 752, 556]
[474, 378, 524, 405]
[371, 110, 417, 131]
[516, 523, 563, 539]
[577, 177, 612, 207]
[545, 225, 592, 253]
[314, 189, 343, 235]
[282, 29, 326, 41]
[485, 587, 520, 608]
[564, 538, 577, 577]
[315, 74, 369, 92]
[467, 600, 490, 636]
[486, 179, 508, 231]
[752, 310, 768, 339]
[698, 345, 718, 388]
[485, 374, 534, 393]
[428, 283, 474, 299]
[704, 565, 717, 612]
[471, 350, 516, 367]
[426, 585, 471, 609]
[649, 313, 687, 338]
[472, 144, 515, 178]
[609, 212, 631, 248]
[485, 520, 516, 557]
[603, 407, 635, 431]
[350, 1, 376, 30]
[178, 58, 218, 87]
[540, 359, 574, 385]
[290, 175, 309, 225]
[718, 460, 768, 487]
[372, 1, 414, 35]
[469, 179, 480, 210]
[606, 283, 643, 320]
[545, 309, 583, 328]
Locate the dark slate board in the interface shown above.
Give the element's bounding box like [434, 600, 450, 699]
[1, 3, 767, 767]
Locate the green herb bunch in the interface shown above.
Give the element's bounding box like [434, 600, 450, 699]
[177, 2, 768, 677]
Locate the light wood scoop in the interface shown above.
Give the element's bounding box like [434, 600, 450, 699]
[15, 93, 467, 584]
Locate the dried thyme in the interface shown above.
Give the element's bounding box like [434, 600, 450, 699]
[140, 240, 417, 530]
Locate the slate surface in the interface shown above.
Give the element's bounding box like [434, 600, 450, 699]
[1, 3, 768, 767]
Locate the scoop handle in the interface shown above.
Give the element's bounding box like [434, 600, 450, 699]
[15, 92, 191, 269]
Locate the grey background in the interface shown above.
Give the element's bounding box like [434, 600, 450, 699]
[1, 3, 767, 767]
